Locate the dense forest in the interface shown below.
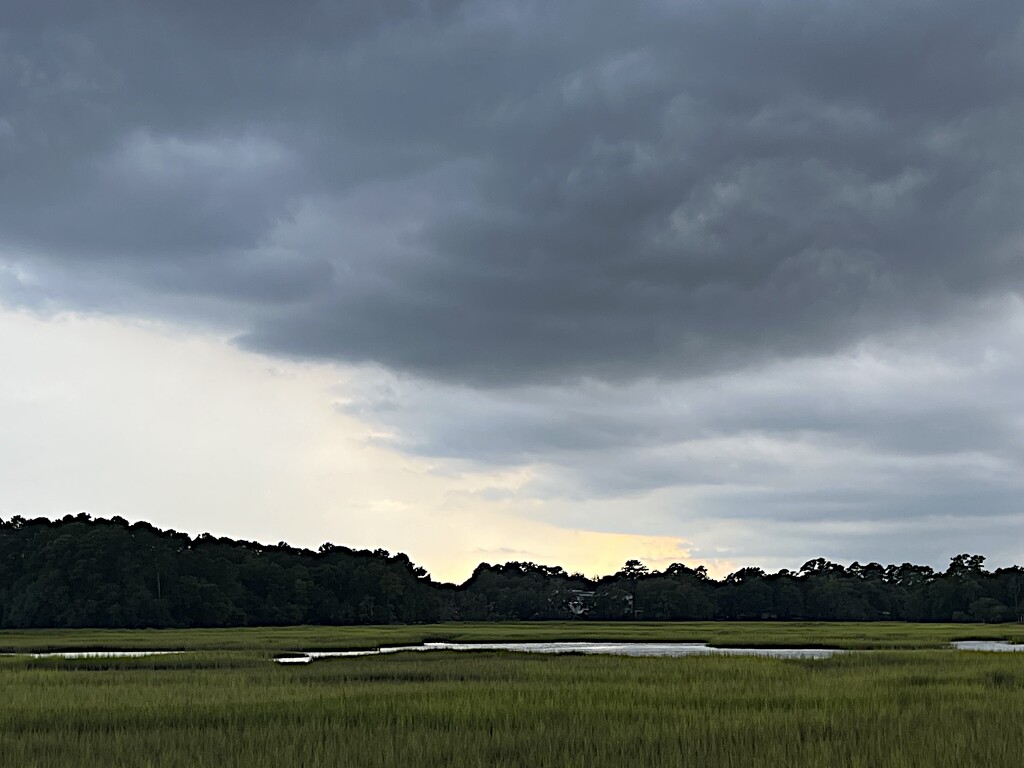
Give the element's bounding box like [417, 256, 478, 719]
[1, 515, 1022, 628]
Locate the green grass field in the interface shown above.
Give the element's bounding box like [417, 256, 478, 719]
[2, 623, 1024, 767]
[1, 620, 1024, 653]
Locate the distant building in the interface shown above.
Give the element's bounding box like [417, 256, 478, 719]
[568, 590, 596, 617]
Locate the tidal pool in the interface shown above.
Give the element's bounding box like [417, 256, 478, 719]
[951, 641, 1024, 652]
[274, 641, 843, 664]
[18, 640, 1021, 664]
[29, 651, 183, 659]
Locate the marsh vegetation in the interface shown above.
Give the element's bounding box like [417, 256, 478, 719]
[0, 624, 1022, 765]
[2, 640, 1024, 767]
[3, 620, 1024, 654]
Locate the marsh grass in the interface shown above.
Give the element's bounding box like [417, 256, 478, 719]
[3, 624, 1024, 766]
[3, 620, 1024, 654]
[0, 649, 1023, 767]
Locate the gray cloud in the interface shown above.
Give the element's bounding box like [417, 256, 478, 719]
[3, 0, 1024, 567]
[337, 303, 1024, 569]
[2, 0, 1023, 385]
[343, 307, 1024, 469]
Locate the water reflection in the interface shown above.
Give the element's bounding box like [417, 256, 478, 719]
[19, 639, 1021, 664]
[275, 641, 843, 664]
[30, 651, 183, 659]
[951, 641, 1024, 652]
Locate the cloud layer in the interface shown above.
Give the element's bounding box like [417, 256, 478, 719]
[3, 0, 1024, 568]
[4, 0, 1024, 380]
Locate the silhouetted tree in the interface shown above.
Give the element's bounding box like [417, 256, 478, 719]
[0, 516, 1021, 627]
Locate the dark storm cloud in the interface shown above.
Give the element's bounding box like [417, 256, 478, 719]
[343, 316, 1024, 471]
[5, 0, 1024, 571]
[335, 309, 1024, 563]
[2, 0, 1023, 385]
[238, 0, 1024, 383]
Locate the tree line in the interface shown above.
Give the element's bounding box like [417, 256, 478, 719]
[0, 515, 1021, 628]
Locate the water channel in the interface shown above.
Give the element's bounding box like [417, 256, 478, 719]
[13, 640, 1022, 662]
[29, 651, 184, 659]
[275, 639, 1024, 663]
[274, 641, 845, 663]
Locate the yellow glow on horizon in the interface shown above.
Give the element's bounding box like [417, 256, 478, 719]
[436, 523, 737, 583]
[0, 307, 735, 585]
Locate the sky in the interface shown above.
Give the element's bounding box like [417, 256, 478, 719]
[2, 0, 1024, 582]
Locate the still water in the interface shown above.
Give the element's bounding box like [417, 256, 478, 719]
[274, 641, 844, 664]
[16, 640, 1022, 663]
[951, 641, 1024, 652]
[29, 651, 183, 659]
